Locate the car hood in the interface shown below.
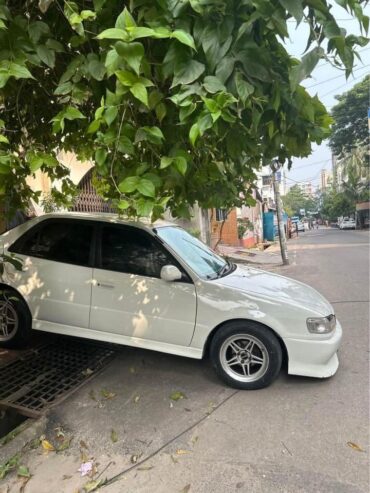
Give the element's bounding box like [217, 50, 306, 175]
[214, 264, 333, 316]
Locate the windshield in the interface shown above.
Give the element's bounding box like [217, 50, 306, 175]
[156, 226, 227, 279]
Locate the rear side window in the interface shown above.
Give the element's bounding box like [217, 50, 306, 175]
[100, 225, 172, 278]
[9, 220, 93, 267]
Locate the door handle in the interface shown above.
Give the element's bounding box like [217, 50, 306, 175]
[97, 282, 115, 289]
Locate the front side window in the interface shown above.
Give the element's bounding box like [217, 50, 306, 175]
[10, 220, 93, 266]
[156, 227, 228, 279]
[100, 225, 172, 278]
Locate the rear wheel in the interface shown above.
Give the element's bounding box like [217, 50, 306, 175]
[0, 289, 31, 348]
[210, 321, 282, 390]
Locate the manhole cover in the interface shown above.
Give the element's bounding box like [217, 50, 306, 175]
[0, 338, 116, 418]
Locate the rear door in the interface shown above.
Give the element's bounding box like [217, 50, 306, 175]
[9, 219, 94, 329]
[90, 224, 197, 346]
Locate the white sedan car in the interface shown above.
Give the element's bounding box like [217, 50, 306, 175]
[340, 219, 356, 230]
[0, 213, 342, 390]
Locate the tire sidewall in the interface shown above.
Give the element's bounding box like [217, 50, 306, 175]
[210, 321, 282, 390]
[0, 288, 31, 348]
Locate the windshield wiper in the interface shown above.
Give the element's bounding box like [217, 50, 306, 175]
[217, 260, 233, 278]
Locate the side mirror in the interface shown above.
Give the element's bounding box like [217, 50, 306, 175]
[160, 265, 182, 282]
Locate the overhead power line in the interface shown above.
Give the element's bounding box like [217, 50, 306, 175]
[320, 70, 369, 98]
[306, 64, 370, 88]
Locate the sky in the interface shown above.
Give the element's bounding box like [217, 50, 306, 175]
[283, 2, 370, 191]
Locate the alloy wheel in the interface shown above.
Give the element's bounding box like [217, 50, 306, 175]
[0, 296, 19, 341]
[219, 334, 269, 383]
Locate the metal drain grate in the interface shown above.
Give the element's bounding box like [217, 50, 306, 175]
[0, 338, 116, 417]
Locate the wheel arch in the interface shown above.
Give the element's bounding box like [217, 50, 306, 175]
[202, 318, 288, 367]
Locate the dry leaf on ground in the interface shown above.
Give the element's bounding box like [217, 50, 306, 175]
[170, 391, 186, 401]
[347, 442, 365, 452]
[180, 485, 191, 493]
[101, 389, 116, 400]
[176, 449, 190, 455]
[57, 437, 73, 452]
[41, 439, 55, 451]
[17, 466, 30, 478]
[111, 429, 118, 443]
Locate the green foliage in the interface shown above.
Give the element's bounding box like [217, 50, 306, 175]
[0, 0, 368, 219]
[329, 75, 370, 156]
[321, 190, 355, 219]
[282, 184, 318, 216]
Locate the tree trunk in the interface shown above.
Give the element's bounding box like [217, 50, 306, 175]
[272, 171, 289, 265]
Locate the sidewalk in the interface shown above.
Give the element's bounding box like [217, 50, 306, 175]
[217, 244, 282, 267]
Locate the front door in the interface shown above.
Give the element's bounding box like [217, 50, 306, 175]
[90, 224, 196, 346]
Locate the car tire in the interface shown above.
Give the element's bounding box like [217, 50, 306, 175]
[0, 288, 32, 348]
[210, 321, 282, 390]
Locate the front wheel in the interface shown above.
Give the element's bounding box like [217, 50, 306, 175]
[210, 322, 282, 390]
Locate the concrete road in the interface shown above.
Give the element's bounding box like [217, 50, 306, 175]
[1, 228, 369, 493]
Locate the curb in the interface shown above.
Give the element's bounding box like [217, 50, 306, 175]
[0, 414, 48, 464]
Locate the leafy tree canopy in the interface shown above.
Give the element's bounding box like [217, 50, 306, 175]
[282, 184, 318, 216]
[0, 0, 368, 219]
[329, 75, 370, 156]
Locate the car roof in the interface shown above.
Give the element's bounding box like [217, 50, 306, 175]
[29, 212, 175, 230]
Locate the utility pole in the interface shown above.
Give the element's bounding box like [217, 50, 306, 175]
[271, 161, 289, 265]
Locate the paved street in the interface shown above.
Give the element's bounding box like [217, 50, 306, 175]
[1, 228, 369, 493]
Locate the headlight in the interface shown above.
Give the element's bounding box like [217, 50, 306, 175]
[306, 315, 336, 334]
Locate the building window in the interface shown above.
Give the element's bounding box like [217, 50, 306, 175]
[262, 175, 271, 186]
[215, 209, 228, 222]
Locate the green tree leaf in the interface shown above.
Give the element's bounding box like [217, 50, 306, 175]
[203, 76, 226, 94]
[97, 28, 128, 40]
[137, 178, 155, 197]
[105, 106, 118, 126]
[235, 72, 254, 105]
[279, 0, 304, 23]
[54, 81, 73, 95]
[126, 26, 155, 40]
[115, 41, 144, 75]
[118, 175, 140, 193]
[36, 45, 55, 67]
[290, 47, 324, 90]
[174, 156, 187, 175]
[160, 156, 173, 169]
[28, 21, 50, 43]
[115, 70, 138, 86]
[27, 153, 44, 172]
[189, 123, 200, 146]
[118, 199, 130, 210]
[171, 30, 196, 50]
[117, 135, 134, 154]
[172, 60, 205, 87]
[95, 148, 107, 165]
[135, 198, 154, 217]
[130, 82, 148, 106]
[88, 60, 106, 80]
[116, 7, 136, 30]
[7, 63, 34, 80]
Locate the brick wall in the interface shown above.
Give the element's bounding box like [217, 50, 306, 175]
[210, 208, 239, 247]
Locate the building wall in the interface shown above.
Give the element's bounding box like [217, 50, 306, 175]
[210, 208, 239, 247]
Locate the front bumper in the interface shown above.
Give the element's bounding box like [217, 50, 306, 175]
[284, 320, 342, 378]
